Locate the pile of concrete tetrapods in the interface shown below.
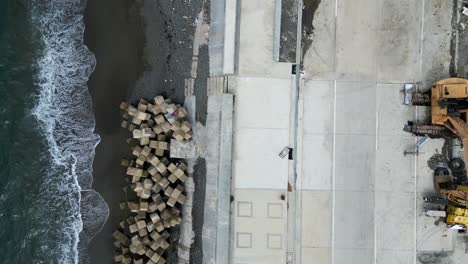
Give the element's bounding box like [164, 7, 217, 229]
[113, 95, 192, 264]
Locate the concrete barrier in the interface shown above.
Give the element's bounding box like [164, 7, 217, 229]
[202, 95, 234, 264]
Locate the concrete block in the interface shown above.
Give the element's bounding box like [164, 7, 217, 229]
[168, 174, 178, 183]
[136, 155, 146, 166]
[154, 114, 165, 124]
[136, 220, 146, 230]
[133, 182, 143, 192]
[138, 227, 148, 238]
[113, 230, 130, 244]
[160, 157, 169, 166]
[171, 184, 184, 198]
[131, 235, 143, 247]
[121, 159, 130, 167]
[128, 202, 139, 213]
[150, 231, 161, 241]
[114, 254, 124, 262]
[150, 212, 161, 223]
[146, 222, 155, 233]
[148, 202, 158, 213]
[181, 121, 191, 132]
[137, 102, 147, 112]
[132, 146, 143, 156]
[153, 125, 163, 134]
[147, 166, 158, 176]
[161, 122, 171, 133]
[155, 149, 164, 157]
[183, 131, 192, 140]
[173, 130, 184, 141]
[157, 178, 170, 189]
[167, 163, 177, 173]
[129, 224, 139, 233]
[131, 175, 141, 183]
[148, 155, 160, 167]
[177, 194, 187, 205]
[127, 105, 138, 116]
[164, 186, 174, 197]
[139, 201, 149, 212]
[141, 146, 152, 157]
[178, 174, 188, 183]
[131, 116, 143, 125]
[120, 101, 129, 111]
[143, 178, 153, 189]
[154, 96, 165, 105]
[140, 189, 151, 199]
[167, 197, 177, 207]
[151, 183, 162, 193]
[156, 163, 167, 174]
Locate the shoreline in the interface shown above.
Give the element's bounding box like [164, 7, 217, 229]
[83, 0, 209, 262]
[84, 0, 146, 262]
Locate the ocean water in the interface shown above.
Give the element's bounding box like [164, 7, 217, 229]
[0, 0, 107, 263]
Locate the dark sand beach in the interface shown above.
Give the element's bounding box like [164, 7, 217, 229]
[84, 0, 208, 263]
[84, 0, 145, 263]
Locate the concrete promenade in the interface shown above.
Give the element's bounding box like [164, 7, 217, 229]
[207, 0, 468, 263]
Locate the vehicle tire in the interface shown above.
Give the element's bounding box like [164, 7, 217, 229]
[434, 167, 450, 177]
[449, 158, 465, 173]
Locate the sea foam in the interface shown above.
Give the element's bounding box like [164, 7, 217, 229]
[31, 0, 108, 263]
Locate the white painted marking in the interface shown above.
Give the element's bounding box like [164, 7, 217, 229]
[376, 111, 379, 150]
[374, 111, 378, 264]
[335, 0, 338, 17]
[332, 80, 337, 264]
[414, 105, 419, 264]
[418, 0, 425, 78]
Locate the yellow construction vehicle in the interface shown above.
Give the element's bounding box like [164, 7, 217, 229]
[405, 78, 468, 228]
[405, 78, 468, 170]
[447, 205, 468, 227]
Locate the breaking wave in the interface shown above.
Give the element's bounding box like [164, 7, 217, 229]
[31, 0, 108, 263]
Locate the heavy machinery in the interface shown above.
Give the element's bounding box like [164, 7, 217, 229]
[405, 78, 468, 228]
[405, 78, 468, 140]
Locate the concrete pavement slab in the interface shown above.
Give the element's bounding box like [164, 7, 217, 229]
[300, 134, 333, 190]
[335, 135, 375, 191]
[374, 0, 423, 82]
[334, 190, 375, 249]
[420, 0, 454, 84]
[375, 191, 415, 250]
[376, 249, 414, 264]
[334, 248, 374, 264]
[375, 28, 421, 83]
[335, 82, 376, 135]
[302, 0, 336, 80]
[233, 128, 289, 189]
[376, 83, 416, 137]
[231, 189, 287, 264]
[335, 0, 379, 82]
[301, 247, 331, 264]
[302, 80, 334, 134]
[375, 136, 415, 193]
[301, 191, 332, 248]
[237, 0, 291, 77]
[233, 77, 291, 130]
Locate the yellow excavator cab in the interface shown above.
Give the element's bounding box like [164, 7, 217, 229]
[447, 205, 468, 217]
[447, 214, 468, 226]
[431, 78, 468, 126]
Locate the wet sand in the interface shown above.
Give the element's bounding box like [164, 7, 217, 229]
[83, 0, 208, 263]
[84, 0, 145, 263]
